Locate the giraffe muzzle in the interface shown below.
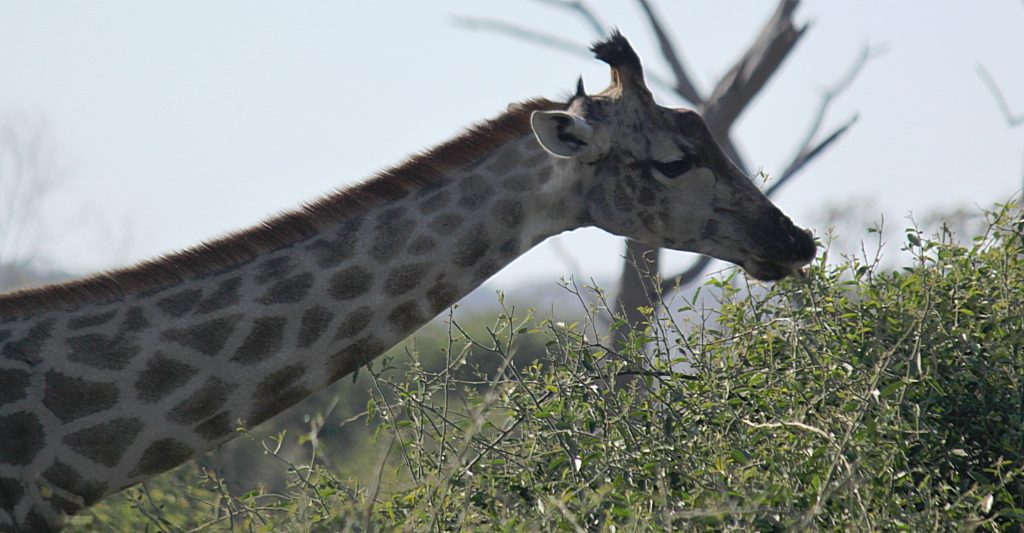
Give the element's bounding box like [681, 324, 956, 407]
[743, 225, 817, 281]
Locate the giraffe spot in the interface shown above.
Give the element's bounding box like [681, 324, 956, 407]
[585, 183, 613, 220]
[43, 371, 119, 423]
[161, 314, 243, 357]
[657, 208, 673, 226]
[64, 417, 143, 468]
[0, 476, 24, 514]
[1, 318, 55, 366]
[458, 175, 495, 209]
[122, 307, 150, 332]
[0, 412, 44, 465]
[135, 354, 199, 403]
[249, 363, 309, 425]
[258, 272, 314, 305]
[426, 282, 458, 313]
[0, 368, 30, 407]
[536, 166, 553, 185]
[617, 214, 640, 232]
[494, 199, 524, 229]
[407, 235, 438, 256]
[306, 217, 363, 268]
[613, 182, 635, 211]
[429, 213, 464, 234]
[254, 256, 296, 284]
[522, 150, 549, 167]
[231, 317, 286, 365]
[378, 207, 407, 225]
[327, 336, 387, 383]
[66, 332, 141, 370]
[0, 329, 9, 343]
[476, 259, 502, 279]
[453, 223, 491, 268]
[197, 277, 243, 314]
[502, 173, 533, 192]
[298, 305, 334, 349]
[498, 239, 520, 259]
[638, 186, 657, 207]
[67, 309, 117, 330]
[370, 207, 414, 263]
[194, 411, 234, 442]
[327, 265, 373, 301]
[156, 289, 202, 317]
[701, 219, 719, 239]
[42, 460, 109, 510]
[334, 307, 374, 341]
[248, 384, 310, 427]
[255, 363, 305, 398]
[131, 438, 194, 477]
[384, 262, 429, 297]
[418, 189, 450, 215]
[23, 510, 53, 533]
[169, 377, 235, 425]
[388, 301, 425, 333]
[486, 142, 522, 175]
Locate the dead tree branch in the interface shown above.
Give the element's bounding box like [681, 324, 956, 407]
[701, 0, 807, 141]
[451, 17, 593, 61]
[452, 16, 679, 95]
[773, 44, 883, 188]
[533, 0, 607, 37]
[977, 63, 1024, 128]
[634, 0, 702, 105]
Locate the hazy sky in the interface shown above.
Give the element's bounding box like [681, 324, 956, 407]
[1, 2, 1022, 288]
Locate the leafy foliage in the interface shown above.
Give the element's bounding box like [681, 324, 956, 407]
[75, 204, 1024, 531]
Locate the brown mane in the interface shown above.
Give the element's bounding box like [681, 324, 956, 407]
[0, 98, 561, 320]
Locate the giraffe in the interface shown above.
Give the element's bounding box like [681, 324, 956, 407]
[0, 32, 816, 532]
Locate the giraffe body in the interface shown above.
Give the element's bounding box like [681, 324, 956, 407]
[0, 33, 815, 531]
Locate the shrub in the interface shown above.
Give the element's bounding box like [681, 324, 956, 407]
[76, 204, 1024, 531]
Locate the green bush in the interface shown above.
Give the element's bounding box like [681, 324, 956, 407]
[75, 204, 1024, 531]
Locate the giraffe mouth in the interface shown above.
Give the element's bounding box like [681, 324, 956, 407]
[743, 258, 811, 282]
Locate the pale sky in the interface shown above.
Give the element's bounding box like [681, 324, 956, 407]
[1, 1, 1022, 288]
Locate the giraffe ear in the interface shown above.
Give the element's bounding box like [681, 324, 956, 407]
[530, 110, 594, 158]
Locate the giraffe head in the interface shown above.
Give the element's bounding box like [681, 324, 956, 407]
[530, 32, 816, 281]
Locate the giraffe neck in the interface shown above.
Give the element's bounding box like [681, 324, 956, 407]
[0, 102, 578, 530]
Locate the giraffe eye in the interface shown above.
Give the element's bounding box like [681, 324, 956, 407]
[650, 158, 695, 179]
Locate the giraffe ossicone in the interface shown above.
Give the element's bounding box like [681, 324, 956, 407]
[0, 31, 815, 531]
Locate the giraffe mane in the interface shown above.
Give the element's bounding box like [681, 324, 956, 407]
[0, 98, 562, 319]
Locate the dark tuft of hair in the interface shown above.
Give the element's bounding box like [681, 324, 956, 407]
[590, 30, 642, 71]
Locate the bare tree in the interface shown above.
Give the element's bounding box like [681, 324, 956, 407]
[976, 1, 1024, 193]
[0, 110, 64, 290]
[457, 0, 877, 335]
